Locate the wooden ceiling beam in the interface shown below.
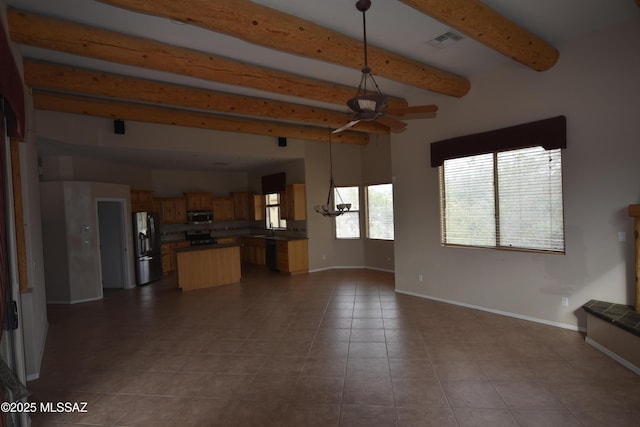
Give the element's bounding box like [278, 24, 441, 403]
[96, 0, 470, 98]
[8, 8, 406, 110]
[399, 0, 559, 71]
[23, 60, 389, 135]
[32, 90, 369, 145]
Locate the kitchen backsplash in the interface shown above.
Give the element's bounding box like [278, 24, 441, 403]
[160, 220, 307, 242]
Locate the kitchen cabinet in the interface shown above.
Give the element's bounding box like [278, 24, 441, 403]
[176, 245, 241, 291]
[232, 192, 252, 220]
[280, 184, 306, 220]
[212, 196, 234, 221]
[252, 194, 265, 221]
[232, 192, 264, 221]
[217, 236, 240, 245]
[158, 197, 187, 224]
[276, 239, 309, 274]
[161, 240, 191, 273]
[184, 192, 213, 211]
[131, 189, 155, 212]
[241, 237, 266, 266]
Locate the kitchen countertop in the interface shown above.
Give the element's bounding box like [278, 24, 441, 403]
[174, 242, 241, 253]
[245, 234, 308, 241]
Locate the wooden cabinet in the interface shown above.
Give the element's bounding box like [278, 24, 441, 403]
[158, 197, 187, 224]
[231, 192, 265, 221]
[131, 189, 155, 212]
[276, 239, 309, 274]
[184, 192, 212, 211]
[161, 241, 190, 273]
[241, 237, 266, 266]
[280, 184, 306, 220]
[241, 237, 307, 274]
[232, 192, 252, 220]
[212, 196, 234, 221]
[217, 236, 241, 245]
[252, 194, 265, 221]
[176, 246, 241, 291]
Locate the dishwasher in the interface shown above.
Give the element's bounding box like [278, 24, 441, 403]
[265, 239, 278, 271]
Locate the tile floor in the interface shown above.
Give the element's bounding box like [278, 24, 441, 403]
[28, 267, 640, 426]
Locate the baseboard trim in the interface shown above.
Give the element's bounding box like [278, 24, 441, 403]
[395, 289, 584, 332]
[585, 337, 640, 375]
[47, 296, 103, 305]
[308, 266, 394, 274]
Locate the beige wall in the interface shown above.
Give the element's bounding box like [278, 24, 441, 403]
[392, 18, 640, 329]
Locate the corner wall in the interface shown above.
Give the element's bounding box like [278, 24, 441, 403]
[391, 18, 640, 329]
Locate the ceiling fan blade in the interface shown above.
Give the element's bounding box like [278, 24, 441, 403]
[332, 120, 361, 133]
[386, 104, 439, 116]
[376, 116, 408, 130]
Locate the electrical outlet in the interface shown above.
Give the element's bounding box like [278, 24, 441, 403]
[418, 274, 423, 283]
[322, 254, 326, 261]
[561, 297, 569, 307]
[618, 231, 626, 242]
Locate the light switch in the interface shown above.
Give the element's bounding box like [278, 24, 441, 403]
[618, 231, 626, 242]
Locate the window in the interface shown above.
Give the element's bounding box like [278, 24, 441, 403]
[366, 183, 394, 240]
[440, 146, 564, 252]
[265, 193, 286, 230]
[334, 186, 360, 239]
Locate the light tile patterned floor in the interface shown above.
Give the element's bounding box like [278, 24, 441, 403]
[28, 267, 640, 426]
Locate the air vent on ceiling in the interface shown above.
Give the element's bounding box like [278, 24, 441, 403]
[427, 31, 464, 49]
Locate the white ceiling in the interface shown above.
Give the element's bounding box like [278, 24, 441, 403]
[6, 0, 639, 170]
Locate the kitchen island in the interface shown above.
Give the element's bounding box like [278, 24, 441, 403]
[175, 243, 241, 291]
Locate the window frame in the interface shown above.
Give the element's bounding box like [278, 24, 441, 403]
[265, 192, 287, 231]
[439, 146, 565, 254]
[334, 185, 361, 240]
[365, 183, 394, 241]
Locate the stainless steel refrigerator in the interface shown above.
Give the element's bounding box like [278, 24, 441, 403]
[132, 211, 162, 285]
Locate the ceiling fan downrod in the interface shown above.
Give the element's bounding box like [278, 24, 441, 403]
[356, 0, 372, 74]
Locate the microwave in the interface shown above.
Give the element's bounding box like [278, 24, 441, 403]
[187, 210, 213, 224]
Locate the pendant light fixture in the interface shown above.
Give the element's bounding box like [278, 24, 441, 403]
[314, 131, 352, 217]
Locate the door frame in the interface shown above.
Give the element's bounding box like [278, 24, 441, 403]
[95, 198, 134, 290]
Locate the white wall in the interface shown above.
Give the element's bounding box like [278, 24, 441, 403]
[1, 0, 50, 380]
[392, 17, 640, 329]
[40, 181, 135, 304]
[152, 169, 248, 197]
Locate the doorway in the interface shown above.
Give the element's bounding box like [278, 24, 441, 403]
[97, 200, 128, 289]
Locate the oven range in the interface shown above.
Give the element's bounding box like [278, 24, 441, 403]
[185, 229, 217, 246]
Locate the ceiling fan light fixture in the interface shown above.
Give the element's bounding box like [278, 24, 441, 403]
[357, 98, 377, 111]
[315, 130, 352, 218]
[347, 93, 387, 114]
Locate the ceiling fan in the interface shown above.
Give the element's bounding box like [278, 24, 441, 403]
[333, 0, 439, 134]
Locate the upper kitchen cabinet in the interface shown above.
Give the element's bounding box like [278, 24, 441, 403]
[252, 194, 265, 221]
[158, 197, 187, 224]
[212, 196, 234, 221]
[280, 184, 306, 220]
[130, 189, 154, 212]
[232, 191, 251, 220]
[232, 191, 264, 221]
[184, 192, 213, 211]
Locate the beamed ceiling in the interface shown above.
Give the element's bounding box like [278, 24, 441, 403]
[5, 0, 639, 167]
